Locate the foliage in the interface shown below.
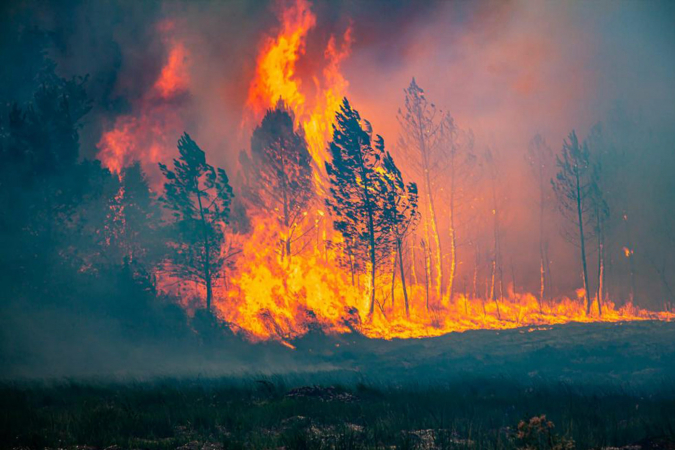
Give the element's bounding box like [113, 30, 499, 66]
[159, 133, 234, 311]
[516, 415, 575, 450]
[243, 100, 314, 258]
[551, 131, 595, 312]
[551, 131, 594, 244]
[382, 151, 419, 245]
[326, 98, 413, 314]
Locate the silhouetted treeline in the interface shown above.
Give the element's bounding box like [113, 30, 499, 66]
[0, 34, 225, 354]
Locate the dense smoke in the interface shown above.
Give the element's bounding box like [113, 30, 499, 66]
[38, 0, 674, 299]
[1, 0, 674, 377]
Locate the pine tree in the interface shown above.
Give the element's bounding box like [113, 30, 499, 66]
[159, 133, 234, 313]
[245, 100, 314, 259]
[325, 98, 393, 317]
[382, 151, 419, 316]
[102, 163, 164, 270]
[0, 74, 91, 293]
[552, 131, 594, 314]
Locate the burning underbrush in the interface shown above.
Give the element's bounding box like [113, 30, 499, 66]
[90, 0, 675, 345]
[158, 230, 675, 343]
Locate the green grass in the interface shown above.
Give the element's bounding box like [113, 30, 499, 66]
[1, 378, 674, 449]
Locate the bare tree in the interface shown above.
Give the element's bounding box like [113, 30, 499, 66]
[441, 115, 476, 302]
[398, 78, 446, 305]
[484, 147, 503, 318]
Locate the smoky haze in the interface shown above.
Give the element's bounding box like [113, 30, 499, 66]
[1, 0, 675, 378]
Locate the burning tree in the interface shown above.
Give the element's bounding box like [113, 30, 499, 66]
[551, 131, 594, 314]
[325, 99, 395, 317]
[159, 133, 234, 313]
[382, 152, 419, 316]
[244, 100, 314, 259]
[398, 79, 446, 304]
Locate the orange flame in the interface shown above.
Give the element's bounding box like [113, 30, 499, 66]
[154, 212, 675, 343]
[154, 42, 189, 99]
[97, 22, 189, 179]
[150, 2, 674, 344]
[245, 0, 351, 181]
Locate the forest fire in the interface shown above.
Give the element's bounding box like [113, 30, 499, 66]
[71, 0, 675, 345]
[147, 0, 674, 343]
[5, 1, 675, 446]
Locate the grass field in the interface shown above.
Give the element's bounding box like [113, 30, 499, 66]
[2, 377, 675, 450]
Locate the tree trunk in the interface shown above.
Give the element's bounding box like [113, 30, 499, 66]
[414, 104, 443, 304]
[472, 241, 480, 300]
[354, 143, 378, 318]
[367, 223, 376, 317]
[623, 213, 637, 304]
[447, 153, 457, 303]
[195, 187, 212, 313]
[410, 234, 419, 286]
[447, 206, 457, 303]
[489, 258, 495, 303]
[364, 189, 377, 317]
[397, 238, 410, 317]
[575, 169, 591, 315]
[391, 250, 397, 308]
[491, 180, 502, 317]
[422, 238, 431, 311]
[490, 258, 501, 319]
[544, 243, 553, 299]
[538, 189, 546, 312]
[425, 187, 443, 304]
[510, 258, 517, 297]
[596, 214, 604, 316]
